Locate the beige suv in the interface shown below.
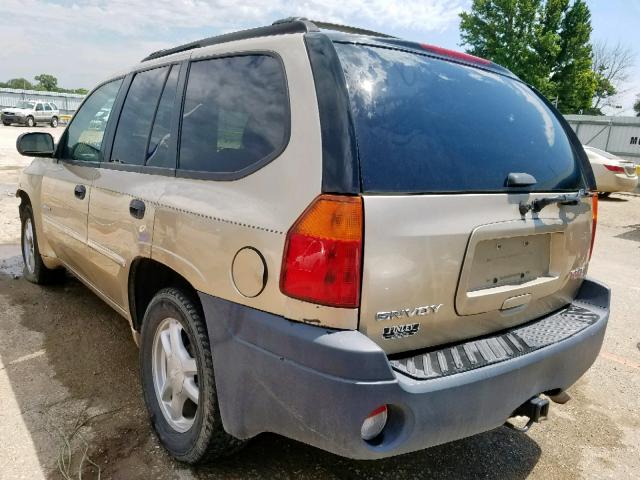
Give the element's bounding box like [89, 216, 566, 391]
[15, 18, 610, 465]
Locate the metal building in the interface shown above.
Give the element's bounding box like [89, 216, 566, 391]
[0, 87, 84, 115]
[565, 114, 640, 164]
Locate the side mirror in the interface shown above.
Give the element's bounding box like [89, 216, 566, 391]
[16, 132, 55, 157]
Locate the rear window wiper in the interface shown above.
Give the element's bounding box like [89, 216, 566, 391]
[519, 189, 590, 216]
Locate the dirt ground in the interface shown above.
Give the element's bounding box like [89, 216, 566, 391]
[0, 124, 639, 480]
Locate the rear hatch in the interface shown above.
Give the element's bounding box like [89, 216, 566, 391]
[334, 42, 594, 354]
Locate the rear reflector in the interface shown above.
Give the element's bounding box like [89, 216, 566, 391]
[361, 405, 388, 441]
[419, 43, 491, 65]
[604, 164, 624, 173]
[590, 195, 598, 259]
[280, 195, 363, 308]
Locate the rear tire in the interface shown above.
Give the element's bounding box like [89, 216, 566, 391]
[598, 192, 612, 199]
[20, 204, 63, 284]
[139, 287, 245, 464]
[26, 116, 35, 127]
[50, 116, 58, 127]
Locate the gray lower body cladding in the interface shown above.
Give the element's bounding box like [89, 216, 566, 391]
[199, 278, 609, 460]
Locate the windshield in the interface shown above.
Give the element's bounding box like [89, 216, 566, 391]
[335, 43, 585, 193]
[14, 101, 35, 109]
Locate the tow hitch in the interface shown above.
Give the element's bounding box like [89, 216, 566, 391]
[505, 396, 550, 432]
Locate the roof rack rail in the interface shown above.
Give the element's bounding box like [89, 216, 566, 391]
[141, 17, 394, 62]
[306, 19, 396, 39]
[141, 18, 318, 62]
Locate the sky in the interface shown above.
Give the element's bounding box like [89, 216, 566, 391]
[1, 0, 638, 115]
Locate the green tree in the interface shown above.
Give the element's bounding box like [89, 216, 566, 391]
[552, 0, 596, 113]
[460, 0, 597, 113]
[34, 73, 59, 92]
[4, 78, 34, 90]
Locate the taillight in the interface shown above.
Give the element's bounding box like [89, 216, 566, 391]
[589, 194, 598, 259]
[604, 164, 624, 173]
[280, 195, 363, 308]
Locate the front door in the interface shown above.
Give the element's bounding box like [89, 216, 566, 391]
[41, 79, 123, 280]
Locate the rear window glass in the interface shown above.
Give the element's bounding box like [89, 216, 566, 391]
[147, 65, 179, 168]
[111, 66, 169, 166]
[335, 43, 584, 193]
[179, 55, 288, 175]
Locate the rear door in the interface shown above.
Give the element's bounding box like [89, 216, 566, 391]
[86, 64, 180, 308]
[334, 43, 594, 354]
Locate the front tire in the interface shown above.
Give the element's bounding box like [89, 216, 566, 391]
[26, 116, 35, 127]
[140, 288, 244, 464]
[20, 204, 62, 284]
[50, 116, 58, 127]
[2, 121, 10, 126]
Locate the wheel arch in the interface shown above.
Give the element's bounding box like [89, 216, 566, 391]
[128, 257, 202, 332]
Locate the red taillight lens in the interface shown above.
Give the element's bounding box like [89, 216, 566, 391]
[589, 195, 598, 259]
[604, 164, 624, 173]
[280, 195, 363, 308]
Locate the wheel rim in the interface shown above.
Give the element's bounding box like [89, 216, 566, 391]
[27, 118, 34, 127]
[152, 317, 199, 433]
[22, 218, 36, 274]
[52, 119, 57, 126]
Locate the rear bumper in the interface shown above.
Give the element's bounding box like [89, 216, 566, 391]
[199, 278, 609, 460]
[599, 173, 638, 192]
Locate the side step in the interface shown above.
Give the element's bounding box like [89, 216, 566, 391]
[389, 303, 603, 380]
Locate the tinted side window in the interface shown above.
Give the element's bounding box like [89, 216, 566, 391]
[61, 79, 123, 162]
[146, 66, 179, 168]
[36, 103, 43, 111]
[179, 55, 288, 174]
[44, 103, 52, 111]
[111, 67, 168, 166]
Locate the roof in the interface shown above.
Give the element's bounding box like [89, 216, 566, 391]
[140, 17, 514, 78]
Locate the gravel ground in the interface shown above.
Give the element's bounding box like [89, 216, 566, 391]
[0, 124, 639, 480]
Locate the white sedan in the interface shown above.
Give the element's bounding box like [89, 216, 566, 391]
[583, 145, 638, 198]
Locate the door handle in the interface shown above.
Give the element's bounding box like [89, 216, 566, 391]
[129, 199, 146, 219]
[74, 184, 86, 200]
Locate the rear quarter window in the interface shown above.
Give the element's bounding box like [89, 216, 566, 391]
[334, 43, 585, 193]
[178, 54, 289, 177]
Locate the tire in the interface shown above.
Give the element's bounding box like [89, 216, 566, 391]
[598, 192, 612, 199]
[140, 287, 245, 464]
[2, 121, 10, 126]
[20, 203, 62, 284]
[26, 116, 35, 127]
[50, 116, 58, 127]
